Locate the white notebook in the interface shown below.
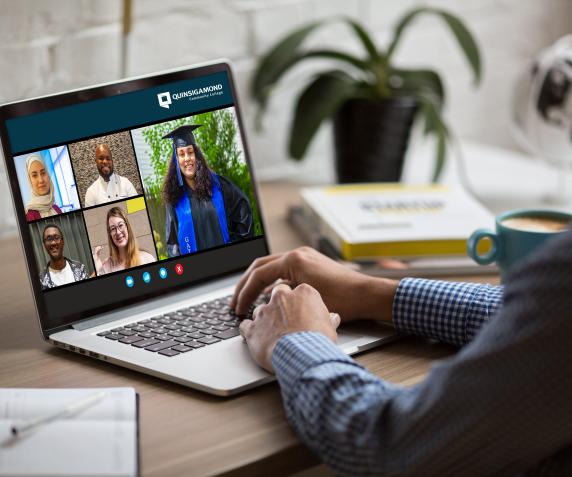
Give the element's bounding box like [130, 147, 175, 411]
[0, 387, 138, 477]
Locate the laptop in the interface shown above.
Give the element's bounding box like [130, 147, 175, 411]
[0, 61, 398, 396]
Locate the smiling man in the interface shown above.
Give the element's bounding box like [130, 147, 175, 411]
[39, 224, 89, 289]
[161, 124, 253, 257]
[84, 143, 138, 207]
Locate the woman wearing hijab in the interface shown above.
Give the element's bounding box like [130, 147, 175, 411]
[93, 207, 155, 275]
[25, 155, 62, 221]
[162, 124, 253, 257]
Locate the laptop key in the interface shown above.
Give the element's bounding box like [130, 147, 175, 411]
[186, 332, 204, 340]
[200, 329, 217, 336]
[186, 341, 205, 349]
[132, 339, 160, 348]
[167, 331, 184, 337]
[214, 328, 240, 340]
[158, 349, 180, 357]
[171, 345, 193, 353]
[119, 335, 144, 344]
[164, 324, 181, 331]
[212, 325, 229, 332]
[105, 334, 121, 340]
[137, 331, 155, 339]
[218, 315, 234, 322]
[97, 331, 111, 336]
[156, 334, 174, 341]
[118, 329, 136, 336]
[192, 323, 208, 330]
[145, 340, 179, 352]
[174, 336, 192, 343]
[197, 336, 221, 345]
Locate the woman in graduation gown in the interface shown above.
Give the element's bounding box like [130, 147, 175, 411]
[162, 125, 253, 257]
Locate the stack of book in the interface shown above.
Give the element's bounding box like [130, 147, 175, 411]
[289, 183, 498, 278]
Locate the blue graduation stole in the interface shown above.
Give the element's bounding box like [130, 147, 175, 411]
[175, 173, 230, 255]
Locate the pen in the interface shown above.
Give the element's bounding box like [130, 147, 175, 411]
[10, 390, 107, 437]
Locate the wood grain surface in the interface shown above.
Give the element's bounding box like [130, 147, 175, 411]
[0, 181, 498, 477]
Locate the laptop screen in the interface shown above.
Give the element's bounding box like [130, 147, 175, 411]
[0, 63, 268, 333]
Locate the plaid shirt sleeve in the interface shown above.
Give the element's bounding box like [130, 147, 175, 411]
[272, 232, 572, 477]
[393, 278, 504, 346]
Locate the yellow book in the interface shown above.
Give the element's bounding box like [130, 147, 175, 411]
[300, 184, 494, 261]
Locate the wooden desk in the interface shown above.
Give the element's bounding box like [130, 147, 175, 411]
[0, 182, 497, 477]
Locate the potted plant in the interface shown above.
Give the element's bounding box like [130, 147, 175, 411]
[251, 7, 482, 183]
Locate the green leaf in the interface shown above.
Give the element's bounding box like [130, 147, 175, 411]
[251, 21, 333, 108]
[387, 7, 481, 85]
[417, 94, 450, 181]
[432, 127, 447, 182]
[438, 10, 481, 85]
[289, 70, 356, 160]
[251, 18, 385, 123]
[342, 17, 382, 62]
[252, 48, 370, 131]
[391, 68, 445, 106]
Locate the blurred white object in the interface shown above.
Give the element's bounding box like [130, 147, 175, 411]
[512, 35, 572, 201]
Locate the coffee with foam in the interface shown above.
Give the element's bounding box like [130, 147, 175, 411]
[502, 216, 569, 233]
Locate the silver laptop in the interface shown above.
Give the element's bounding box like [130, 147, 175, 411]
[0, 61, 398, 396]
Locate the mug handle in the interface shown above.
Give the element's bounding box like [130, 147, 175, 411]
[467, 229, 500, 265]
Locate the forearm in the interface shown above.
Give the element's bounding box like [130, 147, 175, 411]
[346, 275, 399, 323]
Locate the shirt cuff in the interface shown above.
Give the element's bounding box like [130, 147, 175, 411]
[392, 277, 503, 347]
[272, 332, 356, 392]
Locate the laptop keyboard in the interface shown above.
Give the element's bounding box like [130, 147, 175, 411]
[96, 294, 265, 357]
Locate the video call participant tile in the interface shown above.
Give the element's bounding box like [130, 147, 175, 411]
[83, 197, 157, 276]
[14, 147, 81, 222]
[28, 211, 95, 290]
[68, 131, 143, 208]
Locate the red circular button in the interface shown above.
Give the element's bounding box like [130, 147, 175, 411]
[175, 263, 184, 275]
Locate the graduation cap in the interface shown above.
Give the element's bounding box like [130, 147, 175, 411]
[163, 124, 202, 187]
[162, 124, 201, 149]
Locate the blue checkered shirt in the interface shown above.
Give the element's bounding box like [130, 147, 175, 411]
[272, 231, 572, 476]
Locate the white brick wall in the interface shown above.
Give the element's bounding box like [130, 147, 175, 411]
[1, 0, 571, 234]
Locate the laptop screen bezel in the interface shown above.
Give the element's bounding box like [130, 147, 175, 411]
[0, 61, 270, 337]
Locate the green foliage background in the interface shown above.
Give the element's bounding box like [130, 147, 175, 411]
[141, 109, 262, 260]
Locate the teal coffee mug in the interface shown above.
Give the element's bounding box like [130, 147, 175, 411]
[467, 209, 571, 279]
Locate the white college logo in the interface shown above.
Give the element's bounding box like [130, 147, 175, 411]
[157, 92, 172, 109]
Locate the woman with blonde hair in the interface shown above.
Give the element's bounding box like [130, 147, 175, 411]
[25, 155, 62, 221]
[93, 207, 155, 275]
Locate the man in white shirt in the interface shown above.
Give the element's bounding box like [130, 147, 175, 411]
[84, 143, 138, 207]
[38, 225, 89, 289]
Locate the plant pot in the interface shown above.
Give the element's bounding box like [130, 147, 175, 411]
[333, 97, 419, 183]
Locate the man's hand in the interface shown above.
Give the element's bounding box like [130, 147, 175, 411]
[231, 247, 399, 323]
[239, 283, 340, 372]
